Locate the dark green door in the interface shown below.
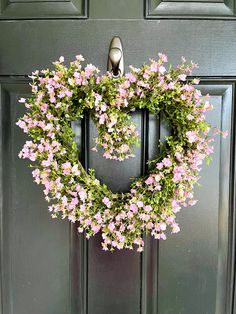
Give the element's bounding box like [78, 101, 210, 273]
[0, 2, 236, 314]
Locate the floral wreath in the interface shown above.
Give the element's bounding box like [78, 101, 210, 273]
[16, 53, 227, 252]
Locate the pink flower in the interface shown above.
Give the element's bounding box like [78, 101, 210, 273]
[76, 54, 84, 61]
[102, 197, 112, 208]
[159, 66, 166, 75]
[16, 120, 28, 133]
[107, 116, 117, 128]
[160, 233, 167, 240]
[173, 165, 185, 182]
[147, 222, 153, 229]
[222, 130, 228, 138]
[205, 145, 214, 154]
[154, 232, 166, 240]
[150, 62, 158, 72]
[80, 204, 85, 212]
[42, 159, 51, 167]
[50, 96, 56, 103]
[78, 227, 84, 233]
[92, 225, 101, 234]
[166, 216, 175, 225]
[188, 199, 198, 206]
[59, 56, 64, 63]
[75, 184, 81, 192]
[183, 84, 194, 92]
[95, 213, 103, 224]
[158, 53, 168, 62]
[187, 114, 194, 120]
[137, 247, 144, 252]
[159, 222, 166, 231]
[91, 147, 98, 152]
[55, 102, 61, 108]
[71, 197, 79, 206]
[156, 162, 163, 170]
[99, 114, 106, 124]
[85, 218, 92, 226]
[163, 157, 172, 167]
[40, 103, 48, 113]
[130, 204, 138, 213]
[154, 174, 161, 182]
[137, 201, 144, 208]
[32, 168, 40, 177]
[125, 73, 137, 82]
[193, 78, 200, 84]
[58, 91, 65, 98]
[65, 90, 73, 97]
[144, 205, 152, 212]
[140, 213, 148, 221]
[134, 238, 144, 246]
[108, 222, 115, 232]
[168, 82, 175, 90]
[103, 152, 112, 159]
[100, 104, 107, 112]
[171, 223, 180, 233]
[120, 144, 129, 153]
[62, 162, 71, 175]
[79, 190, 87, 201]
[118, 87, 126, 98]
[145, 176, 154, 185]
[72, 165, 80, 176]
[175, 152, 182, 162]
[186, 131, 198, 143]
[171, 200, 181, 213]
[178, 74, 187, 81]
[84, 64, 97, 77]
[32, 169, 40, 184]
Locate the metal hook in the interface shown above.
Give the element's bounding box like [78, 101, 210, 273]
[107, 36, 124, 77]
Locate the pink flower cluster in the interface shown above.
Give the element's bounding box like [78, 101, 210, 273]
[91, 92, 139, 160]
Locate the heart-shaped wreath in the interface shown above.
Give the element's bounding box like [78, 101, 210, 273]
[17, 53, 227, 252]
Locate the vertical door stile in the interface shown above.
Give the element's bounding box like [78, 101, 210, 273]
[71, 114, 89, 314]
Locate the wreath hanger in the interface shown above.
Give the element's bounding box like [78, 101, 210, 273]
[107, 36, 124, 78]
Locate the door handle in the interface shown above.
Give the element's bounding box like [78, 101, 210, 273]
[107, 36, 124, 77]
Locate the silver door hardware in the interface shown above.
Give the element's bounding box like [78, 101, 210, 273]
[107, 36, 124, 77]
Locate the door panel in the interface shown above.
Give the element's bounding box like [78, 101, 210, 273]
[145, 0, 236, 18]
[158, 83, 233, 314]
[1, 21, 236, 75]
[70, 82, 235, 314]
[0, 2, 236, 314]
[0, 0, 87, 19]
[0, 80, 71, 314]
[86, 113, 143, 314]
